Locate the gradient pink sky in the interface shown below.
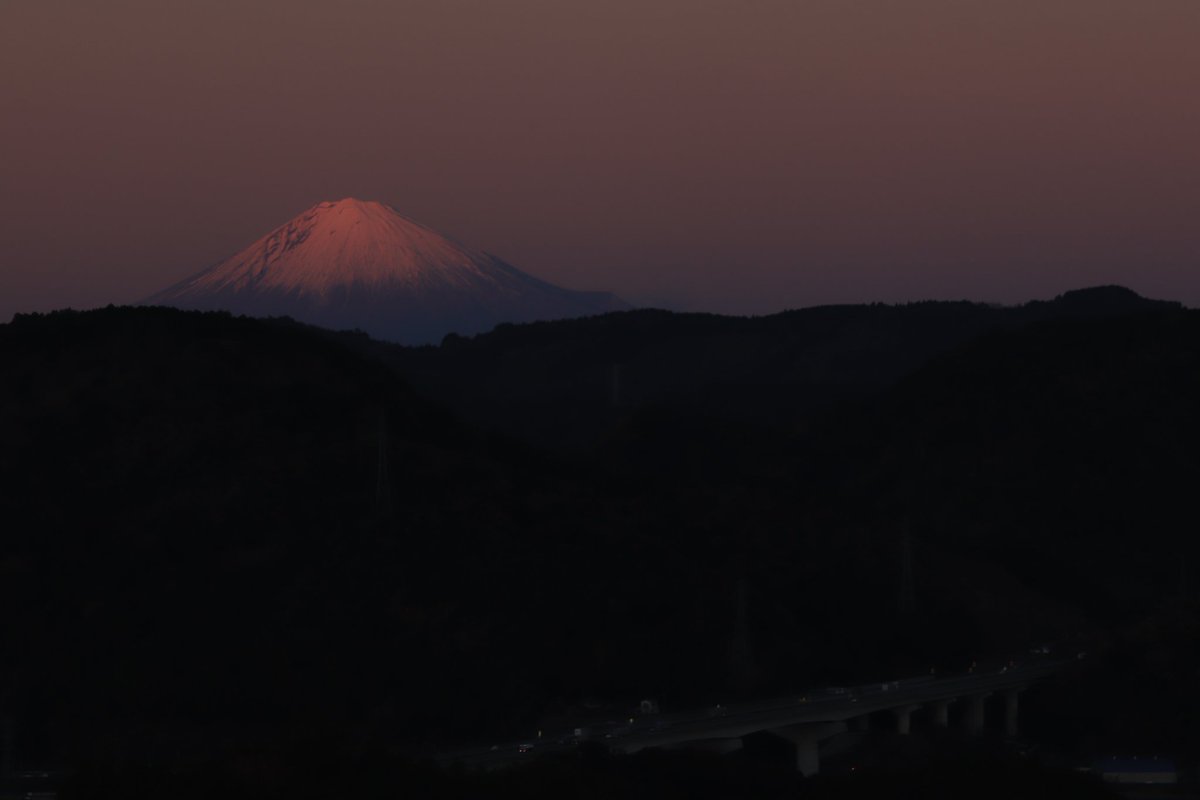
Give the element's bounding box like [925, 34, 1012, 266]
[2, 0, 1198, 321]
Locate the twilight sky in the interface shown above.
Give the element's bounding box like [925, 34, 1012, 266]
[2, 0, 1198, 321]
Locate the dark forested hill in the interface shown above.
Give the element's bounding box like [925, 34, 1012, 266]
[3, 291, 1198, 790]
[0, 307, 593, 753]
[389, 285, 1178, 448]
[846, 308, 1200, 617]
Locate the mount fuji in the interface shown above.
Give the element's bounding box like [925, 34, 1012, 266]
[145, 198, 628, 344]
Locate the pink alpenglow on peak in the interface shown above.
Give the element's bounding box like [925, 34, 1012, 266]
[145, 199, 627, 344]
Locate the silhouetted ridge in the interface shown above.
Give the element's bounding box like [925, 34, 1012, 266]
[390, 288, 1185, 449]
[1043, 285, 1180, 315]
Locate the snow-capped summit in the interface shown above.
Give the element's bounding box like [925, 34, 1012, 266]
[145, 198, 627, 344]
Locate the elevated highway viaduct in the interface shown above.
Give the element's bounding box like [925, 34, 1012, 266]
[443, 659, 1066, 776]
[609, 661, 1061, 775]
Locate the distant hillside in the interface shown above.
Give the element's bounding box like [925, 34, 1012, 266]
[3, 293, 1199, 775]
[390, 285, 1178, 448]
[845, 308, 1200, 617]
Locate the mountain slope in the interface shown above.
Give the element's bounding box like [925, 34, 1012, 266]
[146, 198, 626, 343]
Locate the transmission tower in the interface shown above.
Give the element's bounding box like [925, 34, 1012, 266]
[899, 520, 916, 619]
[375, 409, 392, 519]
[610, 362, 623, 408]
[728, 575, 757, 694]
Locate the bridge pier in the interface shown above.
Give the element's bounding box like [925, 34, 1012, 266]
[894, 705, 921, 735]
[930, 699, 953, 728]
[1004, 688, 1022, 737]
[796, 735, 819, 777]
[774, 721, 847, 777]
[964, 693, 990, 735]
